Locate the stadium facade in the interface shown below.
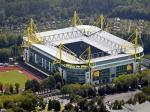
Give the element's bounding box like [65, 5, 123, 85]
[23, 22, 144, 84]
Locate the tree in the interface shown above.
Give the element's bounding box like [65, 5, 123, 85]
[77, 89, 88, 98]
[0, 48, 11, 62]
[134, 93, 147, 104]
[47, 76, 56, 90]
[53, 100, 61, 111]
[0, 91, 39, 111]
[142, 86, 150, 95]
[64, 103, 73, 111]
[61, 85, 72, 95]
[88, 88, 96, 98]
[25, 79, 40, 92]
[15, 83, 20, 94]
[48, 100, 53, 111]
[56, 82, 61, 89]
[112, 100, 122, 110]
[38, 97, 46, 110]
[30, 79, 40, 92]
[98, 86, 106, 96]
[25, 80, 31, 91]
[11, 45, 19, 57]
[42, 78, 49, 90]
[20, 91, 37, 111]
[74, 106, 79, 112]
[0, 82, 3, 93]
[0, 101, 3, 109]
[54, 72, 63, 84]
[0, 36, 8, 48]
[17, 35, 23, 46]
[9, 84, 13, 94]
[78, 98, 88, 111]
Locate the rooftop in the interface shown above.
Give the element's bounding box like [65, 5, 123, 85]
[24, 25, 143, 65]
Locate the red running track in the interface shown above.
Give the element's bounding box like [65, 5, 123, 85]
[0, 66, 40, 80]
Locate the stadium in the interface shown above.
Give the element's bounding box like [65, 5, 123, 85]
[22, 12, 144, 84]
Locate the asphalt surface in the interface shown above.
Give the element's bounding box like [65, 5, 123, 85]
[104, 90, 141, 103]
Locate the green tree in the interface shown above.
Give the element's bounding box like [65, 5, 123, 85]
[9, 84, 13, 94]
[142, 86, 150, 95]
[21, 91, 37, 111]
[112, 100, 122, 110]
[0, 48, 11, 62]
[15, 83, 20, 94]
[0, 101, 3, 109]
[134, 93, 147, 104]
[17, 35, 23, 46]
[64, 103, 74, 111]
[0, 82, 3, 92]
[48, 100, 53, 111]
[54, 72, 63, 84]
[47, 75, 56, 90]
[38, 97, 46, 110]
[25, 79, 40, 92]
[25, 80, 31, 91]
[30, 79, 40, 92]
[53, 100, 61, 111]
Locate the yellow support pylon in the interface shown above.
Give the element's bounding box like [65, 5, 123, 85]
[79, 46, 92, 67]
[73, 11, 77, 26]
[59, 43, 63, 65]
[87, 15, 105, 32]
[88, 47, 91, 67]
[71, 11, 82, 26]
[100, 14, 104, 30]
[134, 29, 139, 62]
[22, 18, 43, 48]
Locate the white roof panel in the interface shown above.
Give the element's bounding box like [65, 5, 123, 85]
[24, 25, 143, 64]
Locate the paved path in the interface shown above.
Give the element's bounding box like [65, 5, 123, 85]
[104, 90, 141, 103]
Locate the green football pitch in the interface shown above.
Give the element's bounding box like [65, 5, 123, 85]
[0, 70, 30, 88]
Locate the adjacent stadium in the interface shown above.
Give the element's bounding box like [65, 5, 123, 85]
[23, 12, 144, 84]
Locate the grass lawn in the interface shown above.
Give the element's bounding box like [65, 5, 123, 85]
[0, 70, 30, 88]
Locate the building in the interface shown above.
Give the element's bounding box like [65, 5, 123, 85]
[23, 18, 144, 84]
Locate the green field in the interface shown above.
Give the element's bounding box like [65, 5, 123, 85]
[0, 70, 30, 88]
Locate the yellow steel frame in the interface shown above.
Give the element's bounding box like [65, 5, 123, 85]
[59, 43, 63, 65]
[88, 47, 91, 67]
[53, 43, 77, 65]
[72, 11, 82, 26]
[122, 29, 141, 62]
[100, 14, 104, 30]
[79, 46, 92, 67]
[87, 14, 105, 33]
[22, 18, 43, 48]
[134, 29, 141, 61]
[53, 44, 93, 69]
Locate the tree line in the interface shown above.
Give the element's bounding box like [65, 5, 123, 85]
[59, 70, 150, 111]
[60, 70, 150, 98]
[0, 0, 150, 26]
[0, 33, 22, 62]
[0, 90, 45, 111]
[25, 72, 63, 92]
[0, 82, 20, 94]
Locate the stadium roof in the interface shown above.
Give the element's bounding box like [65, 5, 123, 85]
[35, 25, 143, 54]
[24, 25, 143, 65]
